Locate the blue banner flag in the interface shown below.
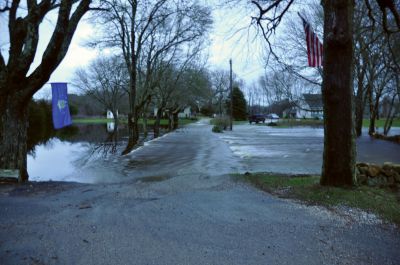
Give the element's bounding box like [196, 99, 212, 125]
[51, 82, 72, 129]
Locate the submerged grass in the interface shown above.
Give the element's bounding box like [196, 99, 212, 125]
[363, 118, 400, 128]
[241, 173, 400, 225]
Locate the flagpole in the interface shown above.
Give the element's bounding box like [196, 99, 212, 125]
[229, 59, 233, 131]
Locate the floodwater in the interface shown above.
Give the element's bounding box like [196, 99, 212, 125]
[28, 120, 400, 183]
[220, 125, 400, 174]
[28, 123, 165, 182]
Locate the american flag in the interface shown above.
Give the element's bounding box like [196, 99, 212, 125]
[299, 14, 323, 67]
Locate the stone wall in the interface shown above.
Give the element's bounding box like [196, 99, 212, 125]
[356, 162, 400, 187]
[372, 133, 400, 144]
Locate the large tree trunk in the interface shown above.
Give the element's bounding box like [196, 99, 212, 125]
[354, 88, 364, 137]
[168, 111, 174, 131]
[383, 94, 397, 135]
[355, 63, 367, 137]
[173, 111, 179, 130]
[142, 114, 148, 139]
[111, 109, 118, 130]
[320, 0, 356, 187]
[366, 83, 376, 135]
[368, 95, 377, 135]
[0, 96, 29, 182]
[122, 113, 139, 155]
[123, 2, 138, 156]
[368, 89, 382, 135]
[154, 108, 163, 138]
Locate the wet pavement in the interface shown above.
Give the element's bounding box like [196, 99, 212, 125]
[1, 119, 400, 264]
[219, 125, 400, 175]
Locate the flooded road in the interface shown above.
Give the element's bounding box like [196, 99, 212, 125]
[29, 119, 400, 183]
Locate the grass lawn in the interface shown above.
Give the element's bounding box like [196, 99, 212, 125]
[233, 120, 248, 125]
[232, 118, 400, 128]
[363, 118, 400, 128]
[72, 118, 113, 124]
[240, 173, 400, 225]
[72, 117, 198, 126]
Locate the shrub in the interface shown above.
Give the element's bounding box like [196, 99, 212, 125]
[210, 116, 230, 130]
[212, 125, 223, 133]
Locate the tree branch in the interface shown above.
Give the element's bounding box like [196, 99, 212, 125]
[26, 0, 92, 99]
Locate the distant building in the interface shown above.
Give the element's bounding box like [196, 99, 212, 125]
[178, 106, 192, 118]
[296, 94, 323, 119]
[107, 110, 118, 119]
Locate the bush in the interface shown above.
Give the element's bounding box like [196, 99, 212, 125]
[210, 116, 230, 130]
[212, 125, 223, 133]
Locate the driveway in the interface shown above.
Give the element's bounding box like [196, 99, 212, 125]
[0, 119, 399, 264]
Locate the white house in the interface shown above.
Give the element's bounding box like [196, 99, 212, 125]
[178, 106, 192, 118]
[106, 110, 118, 119]
[295, 94, 323, 119]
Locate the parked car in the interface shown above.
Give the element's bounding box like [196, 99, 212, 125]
[248, 114, 265, 124]
[266, 113, 280, 120]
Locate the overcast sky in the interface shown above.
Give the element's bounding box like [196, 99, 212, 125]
[24, 2, 267, 98]
[0, 1, 314, 99]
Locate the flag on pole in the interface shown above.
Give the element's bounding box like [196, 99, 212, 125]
[51, 82, 72, 129]
[299, 13, 323, 67]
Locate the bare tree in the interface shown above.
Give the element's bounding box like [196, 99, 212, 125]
[0, 0, 98, 182]
[352, 1, 400, 137]
[210, 70, 230, 116]
[93, 0, 212, 154]
[74, 55, 128, 126]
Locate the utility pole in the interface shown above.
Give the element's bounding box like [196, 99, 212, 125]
[229, 59, 233, 131]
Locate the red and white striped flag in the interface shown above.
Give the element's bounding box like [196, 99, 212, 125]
[299, 14, 323, 67]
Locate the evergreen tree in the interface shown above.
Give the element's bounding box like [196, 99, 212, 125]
[230, 87, 248, 120]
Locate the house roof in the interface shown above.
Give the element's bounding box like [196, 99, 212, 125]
[303, 94, 323, 110]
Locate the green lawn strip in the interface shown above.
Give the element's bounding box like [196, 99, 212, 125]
[233, 120, 248, 125]
[276, 119, 323, 127]
[362, 118, 400, 128]
[178, 118, 199, 125]
[72, 117, 197, 126]
[240, 173, 400, 224]
[72, 118, 113, 124]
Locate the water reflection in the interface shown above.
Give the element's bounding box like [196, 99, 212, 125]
[28, 139, 90, 181]
[27, 122, 166, 182]
[107, 122, 115, 132]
